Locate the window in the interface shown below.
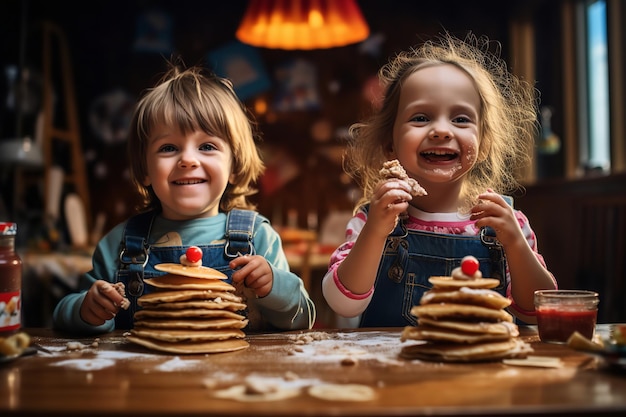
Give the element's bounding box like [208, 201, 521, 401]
[578, 0, 610, 173]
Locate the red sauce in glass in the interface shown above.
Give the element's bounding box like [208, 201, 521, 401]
[536, 307, 597, 343]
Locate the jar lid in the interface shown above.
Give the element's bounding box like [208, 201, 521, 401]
[0, 222, 17, 235]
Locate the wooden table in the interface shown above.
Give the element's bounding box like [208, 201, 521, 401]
[1, 326, 625, 416]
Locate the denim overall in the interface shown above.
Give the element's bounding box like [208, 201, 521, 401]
[114, 209, 263, 329]
[359, 204, 509, 328]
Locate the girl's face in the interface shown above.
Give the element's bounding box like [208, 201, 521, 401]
[391, 64, 481, 187]
[143, 122, 235, 220]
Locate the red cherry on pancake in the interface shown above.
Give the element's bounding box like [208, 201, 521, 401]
[186, 246, 203, 263]
[461, 255, 479, 275]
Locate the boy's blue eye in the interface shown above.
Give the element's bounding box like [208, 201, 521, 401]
[200, 143, 217, 151]
[158, 144, 177, 153]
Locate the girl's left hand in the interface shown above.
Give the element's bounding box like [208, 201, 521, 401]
[229, 255, 273, 298]
[469, 190, 525, 248]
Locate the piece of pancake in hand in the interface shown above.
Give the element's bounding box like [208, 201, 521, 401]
[379, 159, 427, 196]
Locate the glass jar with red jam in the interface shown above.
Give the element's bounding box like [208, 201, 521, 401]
[534, 289, 599, 344]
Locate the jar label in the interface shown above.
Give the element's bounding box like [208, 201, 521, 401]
[0, 291, 21, 331]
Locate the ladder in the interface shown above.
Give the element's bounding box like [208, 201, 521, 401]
[41, 21, 90, 232]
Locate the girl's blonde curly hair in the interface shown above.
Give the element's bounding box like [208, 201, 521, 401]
[127, 61, 264, 213]
[346, 32, 539, 214]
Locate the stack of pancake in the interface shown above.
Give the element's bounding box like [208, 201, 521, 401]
[126, 262, 249, 354]
[400, 269, 532, 362]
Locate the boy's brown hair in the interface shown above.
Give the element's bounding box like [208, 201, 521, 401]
[127, 62, 264, 213]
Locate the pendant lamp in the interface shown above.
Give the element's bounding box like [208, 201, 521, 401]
[236, 0, 370, 50]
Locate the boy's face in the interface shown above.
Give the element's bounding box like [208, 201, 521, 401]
[391, 64, 481, 190]
[142, 123, 235, 220]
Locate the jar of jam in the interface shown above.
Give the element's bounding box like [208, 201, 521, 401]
[0, 222, 22, 336]
[534, 289, 599, 344]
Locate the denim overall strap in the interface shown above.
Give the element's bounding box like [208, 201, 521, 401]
[115, 210, 155, 329]
[224, 209, 258, 258]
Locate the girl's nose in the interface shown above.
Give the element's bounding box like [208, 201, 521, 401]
[429, 125, 452, 140]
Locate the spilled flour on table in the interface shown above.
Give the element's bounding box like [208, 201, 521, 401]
[46, 351, 204, 372]
[38, 331, 411, 374]
[156, 356, 204, 371]
[51, 358, 117, 371]
[36, 331, 416, 403]
[280, 331, 410, 366]
[37, 336, 201, 372]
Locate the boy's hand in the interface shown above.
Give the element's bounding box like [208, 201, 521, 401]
[80, 281, 126, 326]
[230, 255, 273, 298]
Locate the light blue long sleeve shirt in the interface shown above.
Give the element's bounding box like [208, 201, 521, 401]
[53, 213, 316, 335]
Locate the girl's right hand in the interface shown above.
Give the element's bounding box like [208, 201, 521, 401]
[367, 179, 413, 238]
[80, 281, 126, 326]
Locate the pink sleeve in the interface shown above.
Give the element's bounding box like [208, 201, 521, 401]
[321, 209, 375, 317]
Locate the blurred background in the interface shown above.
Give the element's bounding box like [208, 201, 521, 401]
[1, 0, 624, 326]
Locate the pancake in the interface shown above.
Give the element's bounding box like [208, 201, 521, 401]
[128, 257, 250, 354]
[415, 317, 519, 336]
[155, 263, 228, 279]
[134, 308, 246, 320]
[138, 299, 247, 311]
[131, 327, 245, 342]
[400, 255, 531, 363]
[399, 338, 532, 362]
[420, 287, 511, 310]
[137, 289, 238, 305]
[410, 303, 514, 323]
[379, 159, 427, 197]
[429, 276, 500, 289]
[134, 317, 249, 330]
[144, 274, 238, 293]
[126, 335, 249, 354]
[400, 325, 513, 344]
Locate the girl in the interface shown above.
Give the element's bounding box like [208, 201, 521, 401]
[322, 33, 556, 327]
[53, 63, 315, 335]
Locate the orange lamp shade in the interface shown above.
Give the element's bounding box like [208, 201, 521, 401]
[236, 0, 370, 50]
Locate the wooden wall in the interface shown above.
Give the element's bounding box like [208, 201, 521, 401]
[516, 173, 626, 323]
